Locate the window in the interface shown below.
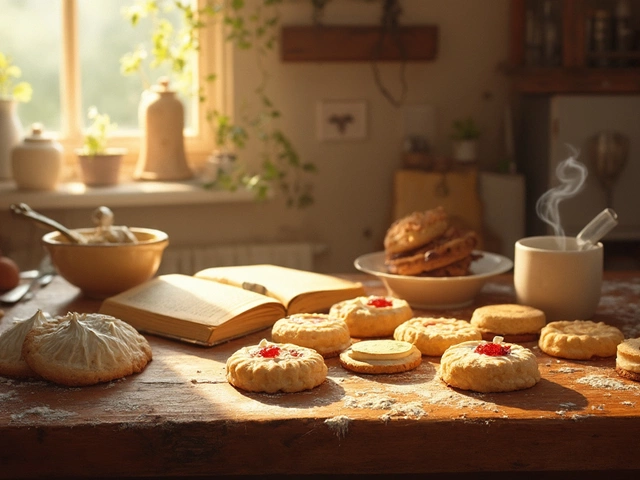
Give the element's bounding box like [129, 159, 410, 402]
[0, 0, 218, 175]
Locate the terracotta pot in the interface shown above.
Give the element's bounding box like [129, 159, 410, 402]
[77, 148, 126, 186]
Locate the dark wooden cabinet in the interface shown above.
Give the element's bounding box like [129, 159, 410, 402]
[509, 0, 640, 93]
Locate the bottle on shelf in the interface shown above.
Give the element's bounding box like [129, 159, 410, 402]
[614, 0, 634, 67]
[541, 0, 560, 66]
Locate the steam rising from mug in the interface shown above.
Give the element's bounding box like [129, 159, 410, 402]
[535, 146, 589, 240]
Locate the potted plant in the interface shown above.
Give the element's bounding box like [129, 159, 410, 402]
[76, 107, 127, 186]
[0, 51, 33, 180]
[451, 117, 481, 163]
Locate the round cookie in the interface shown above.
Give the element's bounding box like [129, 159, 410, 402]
[384, 207, 449, 255]
[22, 312, 152, 387]
[616, 338, 640, 382]
[226, 339, 327, 393]
[0, 309, 50, 378]
[271, 313, 351, 358]
[538, 320, 624, 360]
[394, 317, 482, 356]
[439, 337, 540, 393]
[329, 295, 413, 338]
[470, 304, 546, 342]
[339, 339, 422, 374]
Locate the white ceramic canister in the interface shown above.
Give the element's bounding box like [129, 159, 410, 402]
[11, 123, 63, 190]
[134, 77, 192, 181]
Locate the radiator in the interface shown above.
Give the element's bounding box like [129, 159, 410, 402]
[159, 242, 326, 275]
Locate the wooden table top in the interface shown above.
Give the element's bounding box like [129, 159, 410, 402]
[1, 272, 640, 478]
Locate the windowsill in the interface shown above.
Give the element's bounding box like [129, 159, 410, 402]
[0, 179, 257, 210]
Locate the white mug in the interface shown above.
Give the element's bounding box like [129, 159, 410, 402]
[514, 236, 603, 321]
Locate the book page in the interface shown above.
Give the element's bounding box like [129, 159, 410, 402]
[104, 274, 281, 328]
[195, 264, 363, 308]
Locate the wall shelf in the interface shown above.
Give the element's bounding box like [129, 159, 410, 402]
[509, 0, 640, 94]
[281, 25, 438, 63]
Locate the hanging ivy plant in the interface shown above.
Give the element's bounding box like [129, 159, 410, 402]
[121, 0, 316, 208]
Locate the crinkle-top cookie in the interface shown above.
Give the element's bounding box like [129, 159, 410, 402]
[439, 337, 540, 393]
[329, 295, 413, 338]
[0, 309, 50, 378]
[271, 313, 351, 358]
[470, 304, 546, 342]
[226, 339, 327, 393]
[394, 317, 481, 356]
[22, 312, 152, 386]
[538, 320, 623, 360]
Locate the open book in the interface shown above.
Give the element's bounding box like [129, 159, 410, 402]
[99, 265, 365, 346]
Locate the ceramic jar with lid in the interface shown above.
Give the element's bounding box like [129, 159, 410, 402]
[11, 123, 63, 190]
[135, 77, 192, 181]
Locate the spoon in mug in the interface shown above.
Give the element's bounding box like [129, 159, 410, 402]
[576, 208, 618, 250]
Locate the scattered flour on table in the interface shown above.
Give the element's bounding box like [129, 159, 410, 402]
[599, 280, 640, 337]
[380, 401, 426, 421]
[481, 283, 515, 296]
[10, 406, 76, 423]
[575, 374, 639, 391]
[555, 367, 584, 374]
[324, 415, 351, 439]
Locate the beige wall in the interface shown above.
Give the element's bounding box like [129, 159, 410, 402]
[224, 0, 511, 272]
[0, 0, 512, 274]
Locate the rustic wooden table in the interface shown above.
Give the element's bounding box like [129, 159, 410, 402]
[1, 272, 640, 479]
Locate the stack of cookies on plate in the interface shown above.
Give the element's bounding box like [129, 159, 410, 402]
[383, 206, 480, 276]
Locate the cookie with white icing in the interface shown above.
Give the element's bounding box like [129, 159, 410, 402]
[339, 339, 422, 374]
[616, 338, 640, 382]
[226, 339, 327, 393]
[271, 313, 351, 358]
[394, 317, 482, 356]
[329, 296, 413, 338]
[22, 312, 152, 386]
[0, 309, 50, 378]
[439, 337, 540, 393]
[538, 320, 623, 360]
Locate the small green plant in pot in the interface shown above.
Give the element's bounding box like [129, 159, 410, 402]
[76, 107, 127, 186]
[451, 117, 481, 163]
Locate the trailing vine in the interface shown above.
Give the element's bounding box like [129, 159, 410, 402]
[121, 0, 316, 208]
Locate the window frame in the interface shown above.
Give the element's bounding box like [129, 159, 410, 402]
[57, 0, 223, 175]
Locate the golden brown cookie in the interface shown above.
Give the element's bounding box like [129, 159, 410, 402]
[0, 310, 50, 378]
[329, 295, 413, 338]
[538, 320, 624, 360]
[615, 338, 640, 382]
[384, 207, 449, 255]
[22, 312, 152, 387]
[386, 228, 479, 276]
[339, 339, 422, 374]
[439, 337, 540, 393]
[470, 304, 546, 342]
[226, 339, 327, 393]
[394, 317, 482, 356]
[271, 313, 351, 358]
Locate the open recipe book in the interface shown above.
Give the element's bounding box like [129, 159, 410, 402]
[99, 264, 366, 346]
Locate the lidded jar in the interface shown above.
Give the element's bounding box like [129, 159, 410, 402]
[135, 77, 192, 181]
[11, 123, 63, 190]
